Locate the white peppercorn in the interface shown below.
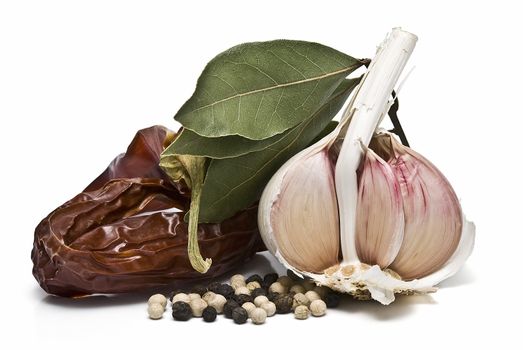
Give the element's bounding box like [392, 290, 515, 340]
[230, 274, 245, 285]
[246, 281, 261, 291]
[231, 279, 246, 290]
[241, 301, 256, 316]
[202, 291, 216, 303]
[250, 307, 267, 325]
[208, 294, 227, 314]
[147, 303, 164, 319]
[289, 284, 305, 294]
[260, 301, 276, 317]
[189, 298, 208, 317]
[188, 293, 201, 301]
[148, 294, 167, 309]
[269, 282, 286, 294]
[253, 295, 269, 307]
[235, 286, 251, 295]
[292, 292, 310, 309]
[277, 276, 294, 288]
[294, 305, 310, 320]
[171, 293, 191, 304]
[305, 290, 321, 303]
[310, 299, 327, 317]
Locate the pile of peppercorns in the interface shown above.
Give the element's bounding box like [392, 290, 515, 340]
[147, 270, 342, 324]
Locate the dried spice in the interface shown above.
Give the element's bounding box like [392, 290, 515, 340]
[263, 273, 279, 286]
[246, 274, 263, 285]
[215, 284, 234, 298]
[223, 300, 239, 319]
[202, 306, 217, 322]
[251, 288, 267, 298]
[233, 294, 253, 306]
[274, 294, 293, 314]
[232, 307, 248, 324]
[191, 285, 208, 296]
[172, 301, 192, 321]
[31, 126, 264, 297]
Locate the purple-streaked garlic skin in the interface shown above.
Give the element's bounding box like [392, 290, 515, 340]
[384, 135, 463, 280]
[356, 147, 404, 269]
[270, 149, 340, 273]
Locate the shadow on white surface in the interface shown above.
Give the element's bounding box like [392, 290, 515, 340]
[438, 265, 476, 288]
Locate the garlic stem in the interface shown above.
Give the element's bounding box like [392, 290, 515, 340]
[335, 28, 418, 264]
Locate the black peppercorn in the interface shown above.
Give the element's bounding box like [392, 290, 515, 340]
[232, 307, 248, 324]
[287, 269, 302, 281]
[233, 293, 253, 305]
[324, 292, 342, 308]
[274, 294, 293, 314]
[207, 281, 221, 293]
[172, 301, 192, 321]
[202, 306, 217, 322]
[263, 273, 278, 286]
[267, 291, 280, 302]
[252, 288, 267, 298]
[223, 300, 240, 319]
[191, 284, 207, 296]
[246, 274, 263, 285]
[215, 283, 235, 298]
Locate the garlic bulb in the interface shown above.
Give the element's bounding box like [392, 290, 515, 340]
[258, 28, 475, 305]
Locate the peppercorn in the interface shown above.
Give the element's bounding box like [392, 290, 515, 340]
[263, 273, 278, 286]
[313, 286, 329, 299]
[215, 283, 235, 298]
[267, 291, 280, 302]
[294, 305, 309, 320]
[223, 300, 240, 319]
[233, 293, 253, 305]
[208, 294, 227, 314]
[241, 302, 256, 316]
[292, 293, 310, 309]
[324, 292, 342, 308]
[289, 284, 305, 294]
[202, 291, 216, 303]
[189, 298, 208, 317]
[169, 289, 184, 302]
[232, 307, 248, 324]
[191, 284, 207, 296]
[305, 290, 321, 303]
[172, 301, 192, 321]
[301, 280, 315, 291]
[274, 294, 293, 314]
[246, 274, 263, 285]
[253, 295, 269, 307]
[246, 281, 261, 291]
[147, 303, 164, 320]
[287, 269, 302, 281]
[251, 288, 267, 298]
[188, 293, 201, 301]
[207, 282, 221, 293]
[269, 282, 286, 294]
[148, 294, 167, 309]
[250, 307, 267, 325]
[235, 286, 251, 296]
[171, 293, 191, 304]
[310, 300, 327, 317]
[260, 301, 276, 317]
[277, 276, 294, 288]
[202, 306, 217, 322]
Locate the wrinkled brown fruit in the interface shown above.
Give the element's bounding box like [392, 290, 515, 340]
[31, 126, 264, 297]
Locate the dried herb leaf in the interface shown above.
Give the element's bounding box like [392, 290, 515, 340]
[164, 128, 284, 159]
[175, 40, 363, 140]
[198, 78, 360, 222]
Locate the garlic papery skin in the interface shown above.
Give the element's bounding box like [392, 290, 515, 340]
[258, 28, 476, 305]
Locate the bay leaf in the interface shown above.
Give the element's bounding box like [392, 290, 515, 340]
[175, 40, 363, 140]
[197, 78, 360, 223]
[163, 128, 284, 159]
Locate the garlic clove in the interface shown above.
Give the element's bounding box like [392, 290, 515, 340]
[416, 218, 475, 288]
[382, 135, 463, 280]
[355, 145, 404, 268]
[268, 149, 340, 273]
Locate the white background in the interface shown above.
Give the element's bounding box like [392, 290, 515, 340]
[1, 0, 521, 348]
